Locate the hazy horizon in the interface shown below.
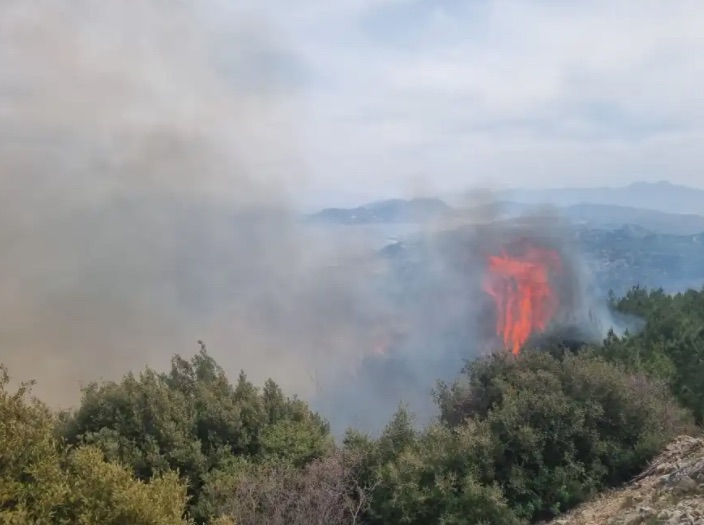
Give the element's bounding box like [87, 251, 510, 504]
[299, 179, 704, 212]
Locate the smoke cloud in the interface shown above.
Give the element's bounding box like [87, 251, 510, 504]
[0, 0, 392, 404]
[465, 204, 639, 344]
[314, 199, 638, 434]
[0, 1, 636, 437]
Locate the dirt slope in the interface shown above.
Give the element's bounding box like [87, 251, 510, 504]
[546, 435, 704, 525]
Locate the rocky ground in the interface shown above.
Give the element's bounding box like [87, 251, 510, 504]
[547, 435, 704, 525]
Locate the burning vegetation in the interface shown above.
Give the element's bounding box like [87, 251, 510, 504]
[483, 241, 563, 355]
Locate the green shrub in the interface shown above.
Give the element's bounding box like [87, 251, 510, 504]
[434, 350, 692, 521]
[58, 349, 330, 523]
[601, 286, 704, 424]
[0, 365, 194, 525]
[62, 446, 192, 525]
[344, 407, 523, 525]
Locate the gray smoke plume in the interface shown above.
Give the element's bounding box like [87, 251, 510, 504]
[0, 0, 392, 404]
[0, 0, 637, 437]
[467, 205, 639, 344]
[314, 200, 639, 435]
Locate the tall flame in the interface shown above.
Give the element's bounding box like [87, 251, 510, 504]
[483, 245, 561, 354]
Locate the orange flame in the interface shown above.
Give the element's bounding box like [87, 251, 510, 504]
[483, 245, 561, 354]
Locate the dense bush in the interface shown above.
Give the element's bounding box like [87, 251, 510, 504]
[345, 408, 523, 525]
[198, 450, 371, 525]
[0, 365, 199, 525]
[336, 347, 691, 525]
[59, 348, 331, 522]
[434, 350, 692, 521]
[600, 286, 704, 424]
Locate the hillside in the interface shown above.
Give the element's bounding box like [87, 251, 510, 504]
[546, 435, 704, 525]
[379, 224, 704, 297]
[575, 226, 704, 294]
[563, 203, 704, 236]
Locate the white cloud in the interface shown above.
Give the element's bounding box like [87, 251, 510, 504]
[90, 0, 704, 202]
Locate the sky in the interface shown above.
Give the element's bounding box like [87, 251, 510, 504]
[199, 0, 704, 207]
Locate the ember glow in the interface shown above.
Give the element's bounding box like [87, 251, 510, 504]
[483, 245, 562, 354]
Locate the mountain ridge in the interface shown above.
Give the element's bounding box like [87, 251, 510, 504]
[309, 190, 704, 235]
[499, 180, 704, 215]
[307, 197, 451, 224]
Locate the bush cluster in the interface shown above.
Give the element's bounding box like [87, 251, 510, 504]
[600, 286, 704, 424]
[1, 286, 702, 524]
[0, 365, 198, 525]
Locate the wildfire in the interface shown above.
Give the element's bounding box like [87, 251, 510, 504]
[483, 245, 561, 355]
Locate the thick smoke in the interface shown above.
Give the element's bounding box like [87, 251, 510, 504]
[0, 0, 637, 437]
[315, 200, 638, 435]
[0, 0, 391, 404]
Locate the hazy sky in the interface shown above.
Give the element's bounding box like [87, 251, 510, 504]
[203, 0, 704, 205]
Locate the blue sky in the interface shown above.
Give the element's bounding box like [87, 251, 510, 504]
[203, 0, 704, 204]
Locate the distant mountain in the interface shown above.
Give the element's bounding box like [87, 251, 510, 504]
[500, 181, 704, 216]
[308, 198, 451, 224]
[559, 203, 704, 235]
[449, 200, 704, 235]
[310, 194, 704, 236]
